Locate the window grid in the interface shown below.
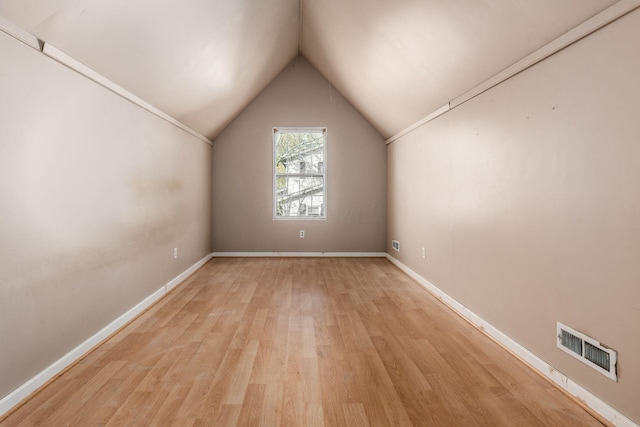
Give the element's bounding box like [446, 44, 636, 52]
[273, 127, 327, 219]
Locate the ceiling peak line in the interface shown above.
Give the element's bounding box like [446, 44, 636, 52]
[385, 0, 640, 145]
[298, 0, 303, 54]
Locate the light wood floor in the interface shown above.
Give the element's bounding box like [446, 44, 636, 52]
[2, 258, 604, 426]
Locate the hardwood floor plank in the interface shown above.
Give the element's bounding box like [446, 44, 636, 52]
[192, 346, 243, 420]
[317, 345, 351, 427]
[1, 258, 606, 426]
[248, 339, 271, 385]
[305, 402, 325, 427]
[259, 382, 283, 427]
[425, 373, 486, 426]
[224, 340, 260, 405]
[342, 402, 371, 427]
[147, 383, 192, 426]
[237, 383, 265, 427]
[211, 404, 241, 426]
[301, 357, 322, 403]
[302, 315, 318, 359]
[347, 351, 396, 427]
[363, 351, 416, 427]
[282, 380, 304, 427]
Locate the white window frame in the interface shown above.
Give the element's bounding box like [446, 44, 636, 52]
[273, 127, 327, 220]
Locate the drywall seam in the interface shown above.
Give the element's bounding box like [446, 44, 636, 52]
[385, 254, 639, 427]
[41, 43, 214, 146]
[211, 252, 387, 258]
[0, 253, 214, 419]
[0, 15, 40, 50]
[385, 0, 640, 145]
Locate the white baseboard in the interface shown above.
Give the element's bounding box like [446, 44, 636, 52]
[385, 254, 638, 427]
[6, 252, 633, 426]
[0, 253, 213, 419]
[211, 252, 387, 258]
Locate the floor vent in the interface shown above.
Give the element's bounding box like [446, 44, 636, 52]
[391, 240, 400, 252]
[557, 322, 617, 381]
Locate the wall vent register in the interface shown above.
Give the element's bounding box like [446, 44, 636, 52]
[557, 322, 617, 381]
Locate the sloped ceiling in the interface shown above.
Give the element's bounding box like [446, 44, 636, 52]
[0, 0, 619, 139]
[0, 0, 300, 139]
[301, 0, 618, 137]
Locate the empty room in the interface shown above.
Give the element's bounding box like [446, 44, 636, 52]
[1, 0, 639, 425]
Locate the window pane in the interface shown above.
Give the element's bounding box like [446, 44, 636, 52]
[275, 131, 324, 174]
[275, 176, 324, 217]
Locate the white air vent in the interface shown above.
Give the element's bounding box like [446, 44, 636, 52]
[557, 322, 617, 381]
[391, 240, 400, 252]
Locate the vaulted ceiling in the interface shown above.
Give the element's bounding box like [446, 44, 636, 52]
[0, 0, 618, 139]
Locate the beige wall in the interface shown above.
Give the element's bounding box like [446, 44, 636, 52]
[212, 57, 386, 253]
[387, 10, 640, 423]
[0, 32, 212, 399]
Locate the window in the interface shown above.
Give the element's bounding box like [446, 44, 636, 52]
[273, 127, 326, 219]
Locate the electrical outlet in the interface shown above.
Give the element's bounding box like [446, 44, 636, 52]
[173, 247, 178, 259]
[300, 230, 305, 238]
[421, 247, 426, 259]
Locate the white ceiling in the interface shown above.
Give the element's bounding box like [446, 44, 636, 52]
[0, 0, 619, 139]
